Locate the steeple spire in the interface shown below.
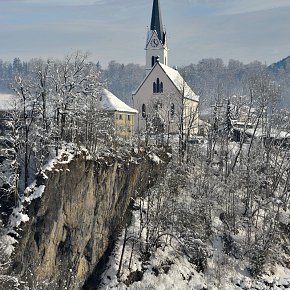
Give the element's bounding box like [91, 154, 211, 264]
[145, 0, 168, 73]
[150, 0, 165, 44]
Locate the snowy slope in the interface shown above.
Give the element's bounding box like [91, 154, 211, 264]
[98, 145, 290, 290]
[99, 198, 290, 290]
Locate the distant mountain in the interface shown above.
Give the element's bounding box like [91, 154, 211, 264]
[268, 55, 290, 74]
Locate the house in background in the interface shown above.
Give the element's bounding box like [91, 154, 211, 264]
[132, 0, 199, 136]
[100, 89, 138, 139]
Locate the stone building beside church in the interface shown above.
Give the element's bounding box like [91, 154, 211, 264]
[132, 0, 199, 135]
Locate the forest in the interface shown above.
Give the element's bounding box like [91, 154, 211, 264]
[1, 55, 290, 107]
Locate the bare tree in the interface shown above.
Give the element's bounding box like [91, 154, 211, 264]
[9, 52, 106, 195]
[0, 222, 20, 289]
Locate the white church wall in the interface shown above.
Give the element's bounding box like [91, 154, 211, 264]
[133, 64, 198, 135]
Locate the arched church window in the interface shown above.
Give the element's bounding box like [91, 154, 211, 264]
[171, 103, 175, 117]
[151, 56, 155, 67]
[142, 104, 146, 118]
[153, 82, 157, 93]
[160, 82, 163, 93]
[157, 78, 160, 92]
[153, 78, 164, 93]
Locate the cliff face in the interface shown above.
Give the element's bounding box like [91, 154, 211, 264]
[12, 149, 167, 290]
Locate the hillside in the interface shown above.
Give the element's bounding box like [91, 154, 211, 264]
[268, 55, 290, 74]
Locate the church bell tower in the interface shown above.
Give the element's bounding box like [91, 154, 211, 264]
[145, 0, 168, 74]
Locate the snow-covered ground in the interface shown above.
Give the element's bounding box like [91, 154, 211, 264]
[98, 197, 290, 290]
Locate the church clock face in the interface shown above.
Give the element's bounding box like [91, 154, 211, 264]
[151, 38, 159, 47]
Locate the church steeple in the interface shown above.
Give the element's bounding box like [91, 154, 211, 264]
[150, 0, 165, 45]
[145, 0, 168, 74]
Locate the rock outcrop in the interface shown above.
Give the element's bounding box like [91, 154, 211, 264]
[11, 148, 168, 290]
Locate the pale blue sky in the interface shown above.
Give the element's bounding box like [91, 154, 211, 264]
[0, 0, 290, 67]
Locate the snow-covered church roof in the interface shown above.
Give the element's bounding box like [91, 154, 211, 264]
[158, 63, 199, 102]
[100, 89, 138, 114]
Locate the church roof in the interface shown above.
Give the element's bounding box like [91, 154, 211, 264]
[150, 0, 165, 44]
[100, 89, 138, 114]
[159, 63, 199, 102]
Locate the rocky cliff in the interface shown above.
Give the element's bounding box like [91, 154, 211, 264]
[11, 148, 168, 290]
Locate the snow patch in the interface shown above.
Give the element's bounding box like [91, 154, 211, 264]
[25, 185, 46, 203]
[8, 205, 29, 230]
[149, 153, 162, 164]
[0, 234, 17, 257]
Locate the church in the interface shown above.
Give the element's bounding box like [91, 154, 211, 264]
[132, 0, 199, 136]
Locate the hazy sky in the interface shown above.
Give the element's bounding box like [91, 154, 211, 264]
[0, 0, 290, 67]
